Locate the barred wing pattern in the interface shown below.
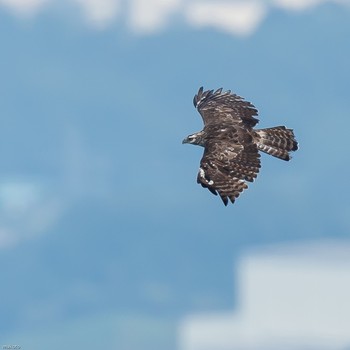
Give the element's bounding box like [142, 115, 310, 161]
[197, 134, 261, 206]
[194, 87, 259, 127]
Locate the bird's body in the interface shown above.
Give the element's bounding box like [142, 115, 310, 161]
[183, 87, 298, 205]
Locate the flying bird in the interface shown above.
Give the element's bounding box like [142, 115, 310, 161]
[183, 87, 298, 206]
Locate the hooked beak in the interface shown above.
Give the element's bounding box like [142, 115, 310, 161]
[182, 137, 189, 144]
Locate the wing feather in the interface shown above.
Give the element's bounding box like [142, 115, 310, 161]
[197, 139, 261, 205]
[193, 86, 259, 128]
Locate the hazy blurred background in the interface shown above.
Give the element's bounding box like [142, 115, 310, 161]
[1, 0, 350, 349]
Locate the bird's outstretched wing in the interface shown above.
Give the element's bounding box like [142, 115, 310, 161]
[197, 139, 261, 205]
[193, 87, 259, 128]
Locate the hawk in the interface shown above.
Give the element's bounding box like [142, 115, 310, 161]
[182, 87, 298, 206]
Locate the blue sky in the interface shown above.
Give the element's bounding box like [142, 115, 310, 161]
[0, 1, 350, 349]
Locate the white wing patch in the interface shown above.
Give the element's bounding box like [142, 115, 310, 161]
[199, 167, 214, 185]
[195, 96, 206, 108]
[232, 177, 246, 184]
[199, 167, 206, 179]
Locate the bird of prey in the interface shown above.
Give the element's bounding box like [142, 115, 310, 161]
[182, 87, 298, 206]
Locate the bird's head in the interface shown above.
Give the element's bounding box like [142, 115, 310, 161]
[182, 131, 205, 146]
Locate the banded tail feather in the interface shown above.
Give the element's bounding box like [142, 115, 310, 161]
[255, 126, 298, 161]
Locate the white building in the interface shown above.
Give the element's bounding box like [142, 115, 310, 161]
[179, 240, 350, 350]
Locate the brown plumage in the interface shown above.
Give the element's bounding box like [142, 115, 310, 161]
[183, 87, 298, 206]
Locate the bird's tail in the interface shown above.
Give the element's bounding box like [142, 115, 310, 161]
[255, 126, 298, 161]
